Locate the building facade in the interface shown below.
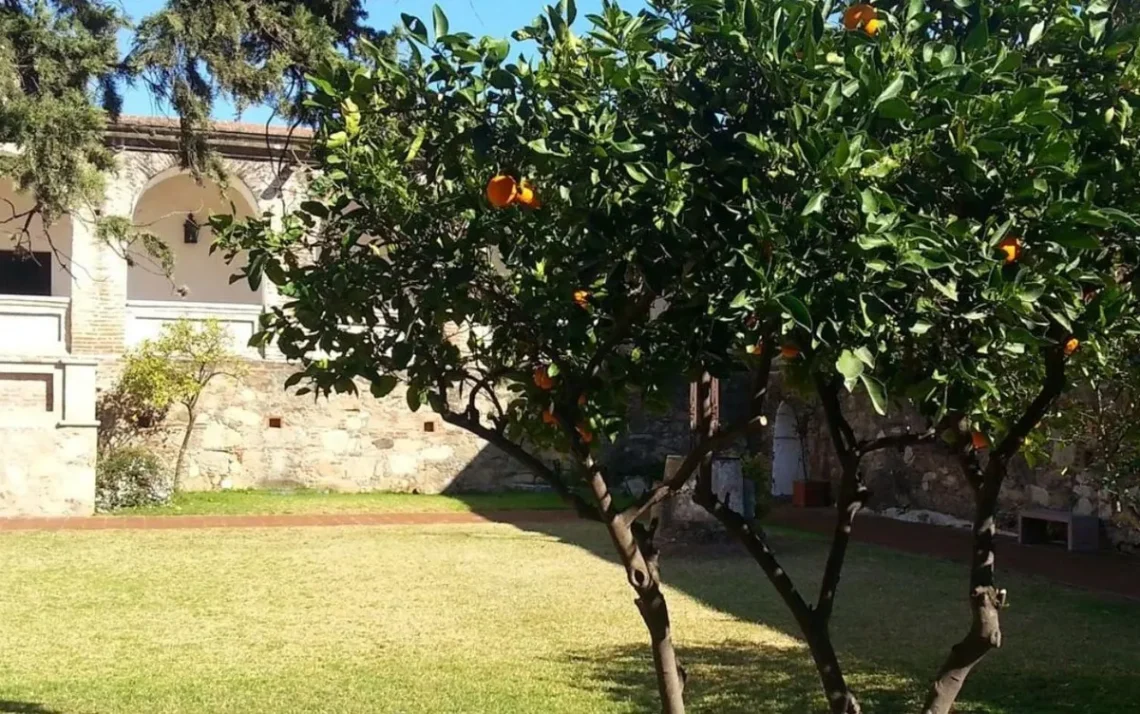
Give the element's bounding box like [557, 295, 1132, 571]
[0, 118, 532, 517]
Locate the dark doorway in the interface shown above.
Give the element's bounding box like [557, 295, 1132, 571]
[0, 250, 51, 296]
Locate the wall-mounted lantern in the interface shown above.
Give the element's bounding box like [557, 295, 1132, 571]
[183, 214, 200, 244]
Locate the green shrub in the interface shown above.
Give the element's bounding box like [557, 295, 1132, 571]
[741, 453, 773, 520]
[95, 447, 172, 512]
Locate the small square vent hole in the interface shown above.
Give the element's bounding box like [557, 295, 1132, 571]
[423, 421, 435, 433]
[268, 417, 283, 429]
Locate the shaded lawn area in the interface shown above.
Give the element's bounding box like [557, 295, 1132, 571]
[0, 521, 1136, 714]
[119, 489, 568, 516]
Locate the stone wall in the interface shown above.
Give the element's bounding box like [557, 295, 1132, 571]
[0, 426, 96, 516]
[98, 360, 535, 494]
[610, 373, 1139, 550]
[781, 389, 1140, 550]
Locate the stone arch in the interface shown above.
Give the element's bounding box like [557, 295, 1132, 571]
[127, 169, 260, 304]
[772, 400, 806, 497]
[0, 179, 74, 297]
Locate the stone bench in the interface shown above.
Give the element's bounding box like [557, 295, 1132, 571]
[1018, 508, 1100, 552]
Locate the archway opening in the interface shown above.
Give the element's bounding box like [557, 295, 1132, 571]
[128, 172, 259, 304]
[0, 180, 73, 298]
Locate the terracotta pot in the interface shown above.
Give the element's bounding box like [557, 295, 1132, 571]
[792, 480, 832, 508]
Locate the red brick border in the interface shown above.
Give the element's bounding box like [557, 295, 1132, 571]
[0, 509, 578, 533]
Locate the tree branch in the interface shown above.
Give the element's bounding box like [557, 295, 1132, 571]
[857, 428, 939, 456]
[439, 410, 600, 522]
[619, 413, 766, 524]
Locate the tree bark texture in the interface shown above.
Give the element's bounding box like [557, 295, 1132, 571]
[692, 363, 861, 714]
[921, 481, 1004, 714]
[173, 407, 196, 492]
[923, 350, 1066, 714]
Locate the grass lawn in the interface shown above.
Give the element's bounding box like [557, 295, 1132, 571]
[0, 521, 1136, 714]
[119, 489, 568, 516]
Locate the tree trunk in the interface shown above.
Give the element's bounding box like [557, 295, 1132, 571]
[922, 479, 1004, 714]
[173, 407, 196, 492]
[585, 453, 686, 714]
[806, 627, 862, 714]
[635, 583, 686, 713]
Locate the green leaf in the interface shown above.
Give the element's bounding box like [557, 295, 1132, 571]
[624, 163, 649, 184]
[1027, 20, 1045, 47]
[860, 189, 879, 215]
[326, 131, 348, 149]
[837, 350, 865, 380]
[860, 374, 888, 415]
[371, 375, 398, 398]
[931, 278, 959, 301]
[1047, 227, 1101, 250]
[560, 0, 577, 25]
[877, 97, 915, 121]
[963, 15, 989, 54]
[546, 362, 561, 378]
[485, 38, 510, 63]
[406, 385, 423, 412]
[938, 45, 957, 66]
[876, 76, 906, 106]
[802, 190, 828, 216]
[401, 13, 430, 45]
[730, 290, 751, 309]
[778, 295, 813, 330]
[487, 68, 516, 89]
[854, 346, 876, 369]
[911, 321, 933, 335]
[404, 127, 426, 163]
[432, 5, 449, 40]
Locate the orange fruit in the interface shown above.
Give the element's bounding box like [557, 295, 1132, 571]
[578, 393, 587, 406]
[864, 18, 883, 35]
[542, 409, 558, 426]
[997, 237, 1022, 264]
[486, 174, 519, 208]
[533, 366, 554, 391]
[1064, 337, 1080, 357]
[781, 344, 801, 359]
[517, 179, 541, 208]
[842, 4, 876, 31]
[971, 431, 990, 450]
[576, 425, 594, 444]
[573, 290, 590, 309]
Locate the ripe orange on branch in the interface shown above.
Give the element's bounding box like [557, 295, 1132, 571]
[533, 366, 554, 391]
[842, 4, 876, 31]
[997, 237, 1022, 264]
[486, 174, 519, 208]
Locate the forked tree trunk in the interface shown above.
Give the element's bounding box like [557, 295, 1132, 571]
[587, 460, 686, 713]
[922, 480, 1004, 714]
[924, 351, 1065, 713]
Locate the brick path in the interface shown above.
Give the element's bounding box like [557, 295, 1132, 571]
[1, 506, 1135, 599]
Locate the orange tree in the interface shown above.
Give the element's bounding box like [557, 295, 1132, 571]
[216, 0, 1140, 712]
[673, 0, 1140, 713]
[216, 2, 787, 711]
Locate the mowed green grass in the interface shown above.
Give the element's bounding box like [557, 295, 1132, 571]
[120, 489, 568, 516]
[0, 521, 1136, 714]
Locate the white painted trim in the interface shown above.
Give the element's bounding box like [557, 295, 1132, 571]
[0, 295, 69, 356]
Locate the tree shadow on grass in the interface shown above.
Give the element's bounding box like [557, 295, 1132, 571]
[566, 639, 1140, 714]
[566, 641, 918, 714]
[508, 520, 1140, 714]
[0, 702, 62, 714]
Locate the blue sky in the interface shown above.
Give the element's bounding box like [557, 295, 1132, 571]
[119, 0, 648, 124]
